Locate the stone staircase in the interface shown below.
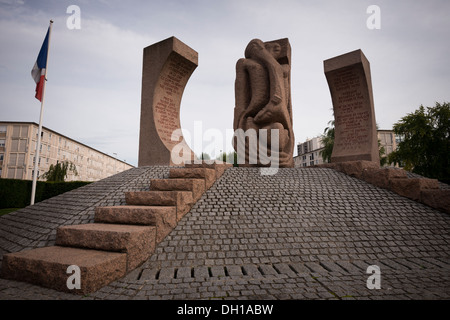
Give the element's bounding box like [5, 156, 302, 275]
[0, 162, 231, 295]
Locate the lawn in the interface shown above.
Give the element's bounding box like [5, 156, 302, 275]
[0, 208, 21, 216]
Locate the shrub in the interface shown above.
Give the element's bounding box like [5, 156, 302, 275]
[0, 179, 91, 209]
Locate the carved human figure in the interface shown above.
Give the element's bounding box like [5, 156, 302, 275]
[233, 38, 294, 167]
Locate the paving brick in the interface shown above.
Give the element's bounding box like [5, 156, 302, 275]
[226, 265, 243, 277]
[242, 264, 262, 277]
[158, 267, 175, 280]
[258, 264, 278, 276]
[273, 263, 296, 276]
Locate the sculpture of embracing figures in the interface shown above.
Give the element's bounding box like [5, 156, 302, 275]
[233, 38, 295, 168]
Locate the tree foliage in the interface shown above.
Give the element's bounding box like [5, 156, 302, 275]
[388, 102, 450, 183]
[320, 120, 335, 163]
[199, 152, 211, 160]
[216, 151, 238, 166]
[41, 161, 78, 182]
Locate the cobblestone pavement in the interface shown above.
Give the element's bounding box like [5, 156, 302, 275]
[0, 167, 449, 300]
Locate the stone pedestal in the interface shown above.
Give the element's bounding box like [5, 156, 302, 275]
[324, 49, 379, 164]
[138, 37, 198, 166]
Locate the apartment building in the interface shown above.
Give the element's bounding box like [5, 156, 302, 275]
[0, 122, 134, 182]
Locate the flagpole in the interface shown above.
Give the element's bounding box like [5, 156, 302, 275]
[31, 20, 53, 205]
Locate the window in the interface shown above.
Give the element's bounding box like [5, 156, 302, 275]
[12, 126, 20, 137]
[9, 153, 17, 166]
[17, 153, 25, 165]
[0, 125, 6, 133]
[16, 168, 23, 179]
[0, 139, 5, 147]
[7, 168, 15, 179]
[20, 126, 28, 138]
[19, 139, 27, 152]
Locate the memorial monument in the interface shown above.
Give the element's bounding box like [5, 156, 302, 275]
[324, 49, 380, 164]
[138, 37, 198, 166]
[233, 38, 295, 168]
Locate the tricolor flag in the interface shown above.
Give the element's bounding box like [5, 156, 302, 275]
[31, 27, 50, 101]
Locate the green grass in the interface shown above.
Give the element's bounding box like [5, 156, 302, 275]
[0, 208, 21, 216]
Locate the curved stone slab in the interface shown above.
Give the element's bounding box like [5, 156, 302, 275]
[324, 49, 380, 164]
[138, 36, 198, 166]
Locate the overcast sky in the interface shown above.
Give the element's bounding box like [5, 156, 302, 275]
[1, 0, 449, 166]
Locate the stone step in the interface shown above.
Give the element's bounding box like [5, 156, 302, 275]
[125, 190, 194, 221]
[1, 246, 127, 295]
[94, 206, 176, 244]
[56, 223, 155, 270]
[150, 178, 205, 201]
[185, 161, 232, 179]
[169, 167, 216, 189]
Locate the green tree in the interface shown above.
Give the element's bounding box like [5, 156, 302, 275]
[41, 161, 78, 182]
[198, 152, 211, 160]
[320, 120, 335, 163]
[388, 102, 450, 183]
[216, 151, 238, 166]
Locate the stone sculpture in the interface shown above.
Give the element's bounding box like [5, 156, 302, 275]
[233, 38, 295, 168]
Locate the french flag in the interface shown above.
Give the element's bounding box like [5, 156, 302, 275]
[31, 27, 50, 101]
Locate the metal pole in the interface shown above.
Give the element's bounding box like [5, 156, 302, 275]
[31, 20, 53, 205]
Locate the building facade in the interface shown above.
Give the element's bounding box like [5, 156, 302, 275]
[377, 130, 398, 159]
[0, 122, 134, 182]
[294, 136, 325, 167]
[294, 130, 399, 168]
